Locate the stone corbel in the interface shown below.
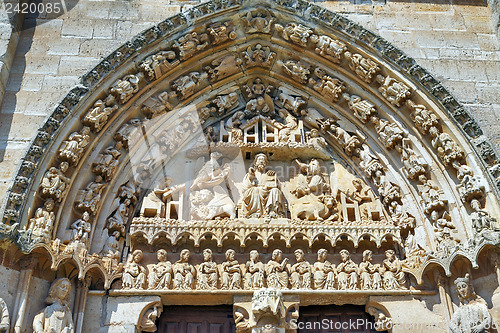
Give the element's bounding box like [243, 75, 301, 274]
[234, 289, 299, 333]
[366, 302, 393, 332]
[137, 301, 163, 333]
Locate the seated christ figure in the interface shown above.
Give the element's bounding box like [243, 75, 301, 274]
[241, 153, 286, 218]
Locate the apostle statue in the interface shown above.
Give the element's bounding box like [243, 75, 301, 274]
[312, 248, 336, 290]
[359, 250, 382, 290]
[337, 249, 358, 290]
[33, 278, 74, 333]
[382, 249, 406, 290]
[241, 153, 286, 218]
[221, 249, 242, 289]
[290, 249, 312, 289]
[148, 249, 172, 290]
[122, 249, 146, 290]
[173, 249, 195, 290]
[449, 274, 492, 333]
[244, 250, 265, 289]
[197, 249, 218, 290]
[266, 249, 289, 289]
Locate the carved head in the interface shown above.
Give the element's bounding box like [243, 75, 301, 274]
[317, 248, 328, 262]
[294, 249, 304, 261]
[46, 278, 71, 305]
[60, 161, 69, 173]
[82, 211, 90, 221]
[455, 273, 475, 303]
[157, 249, 167, 262]
[180, 249, 190, 262]
[272, 249, 282, 261]
[226, 249, 236, 261]
[44, 199, 55, 211]
[340, 249, 350, 262]
[203, 249, 213, 262]
[310, 129, 319, 138]
[363, 250, 372, 262]
[132, 249, 143, 263]
[385, 249, 396, 261]
[250, 250, 259, 261]
[254, 153, 269, 172]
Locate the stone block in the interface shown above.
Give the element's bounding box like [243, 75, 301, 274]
[79, 39, 122, 57]
[428, 12, 466, 31]
[58, 55, 100, 76]
[457, 60, 489, 82]
[464, 15, 495, 34]
[24, 91, 64, 116]
[20, 74, 44, 91]
[413, 30, 447, 48]
[378, 29, 415, 49]
[24, 55, 60, 75]
[477, 33, 500, 51]
[92, 20, 115, 39]
[61, 19, 94, 38]
[476, 83, 500, 103]
[47, 38, 81, 55]
[442, 80, 478, 103]
[0, 91, 27, 114]
[0, 113, 45, 140]
[0, 145, 27, 179]
[41, 75, 79, 92]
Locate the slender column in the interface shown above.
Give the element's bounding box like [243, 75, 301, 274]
[73, 276, 91, 333]
[10, 257, 36, 333]
[436, 274, 453, 322]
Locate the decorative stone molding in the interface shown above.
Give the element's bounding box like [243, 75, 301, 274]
[137, 301, 163, 333]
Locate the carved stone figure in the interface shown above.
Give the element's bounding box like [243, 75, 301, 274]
[106, 198, 132, 235]
[293, 159, 330, 197]
[171, 72, 204, 100]
[83, 95, 118, 132]
[201, 92, 239, 120]
[221, 249, 242, 290]
[173, 249, 195, 290]
[100, 230, 121, 259]
[139, 303, 163, 332]
[75, 177, 106, 214]
[371, 116, 405, 150]
[436, 228, 460, 258]
[376, 75, 411, 107]
[266, 249, 289, 289]
[357, 144, 384, 183]
[173, 32, 209, 60]
[453, 161, 485, 208]
[337, 249, 358, 290]
[406, 100, 440, 135]
[113, 118, 142, 150]
[241, 9, 275, 34]
[449, 274, 492, 333]
[205, 54, 242, 82]
[275, 22, 314, 47]
[139, 50, 178, 81]
[401, 140, 428, 181]
[344, 52, 380, 83]
[28, 199, 55, 242]
[382, 249, 406, 290]
[91, 142, 123, 181]
[0, 298, 9, 333]
[141, 91, 173, 119]
[277, 90, 306, 117]
[141, 177, 185, 219]
[70, 212, 91, 247]
[207, 21, 237, 45]
[359, 250, 382, 290]
[58, 126, 90, 165]
[40, 162, 70, 202]
[309, 68, 345, 102]
[280, 59, 311, 84]
[122, 249, 146, 290]
[190, 152, 235, 220]
[148, 249, 172, 290]
[290, 249, 311, 289]
[33, 278, 74, 333]
[110, 74, 140, 104]
[241, 153, 286, 218]
[245, 250, 265, 289]
[243, 44, 276, 68]
[197, 249, 218, 290]
[319, 120, 362, 156]
[310, 34, 346, 63]
[430, 130, 465, 166]
[312, 249, 335, 290]
[346, 178, 379, 221]
[343, 94, 377, 124]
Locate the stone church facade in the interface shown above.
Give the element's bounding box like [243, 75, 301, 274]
[0, 0, 500, 332]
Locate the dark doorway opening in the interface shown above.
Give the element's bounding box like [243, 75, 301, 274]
[157, 305, 235, 333]
[298, 305, 387, 333]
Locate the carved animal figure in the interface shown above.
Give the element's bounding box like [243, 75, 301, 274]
[291, 195, 336, 221]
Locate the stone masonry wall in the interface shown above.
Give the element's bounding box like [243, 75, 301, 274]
[0, 0, 498, 206]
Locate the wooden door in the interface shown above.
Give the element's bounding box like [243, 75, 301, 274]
[298, 305, 387, 333]
[157, 305, 235, 333]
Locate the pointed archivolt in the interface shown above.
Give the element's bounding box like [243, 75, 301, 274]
[1, 0, 499, 289]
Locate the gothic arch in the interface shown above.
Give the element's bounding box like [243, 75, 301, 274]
[1, 0, 499, 294]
